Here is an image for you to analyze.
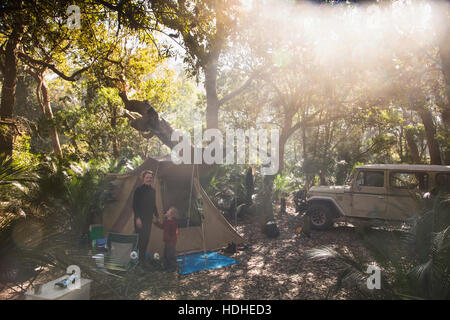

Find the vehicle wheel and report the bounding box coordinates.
[307,204,333,230]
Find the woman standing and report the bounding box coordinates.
[132,170,158,266]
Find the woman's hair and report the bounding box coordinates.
[141,170,153,180]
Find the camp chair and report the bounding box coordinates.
[105,232,139,272]
[89,233,140,299]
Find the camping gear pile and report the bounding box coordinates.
[263,221,280,238]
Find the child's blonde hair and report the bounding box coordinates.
[168,206,178,219]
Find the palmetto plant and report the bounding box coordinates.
[0,155,37,215]
[24,158,115,236]
[0,156,125,297]
[0,155,36,187]
[0,154,39,236]
[406,196,450,299]
[202,165,249,210]
[306,196,450,300]
[0,154,39,290]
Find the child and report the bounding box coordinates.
[153,206,178,271]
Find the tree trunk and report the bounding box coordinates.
[258,174,276,223]
[253,127,288,225]
[418,108,442,165]
[442,108,450,165]
[28,70,62,157]
[0,24,23,157]
[40,79,62,157]
[405,128,421,163]
[204,62,220,130]
[278,133,287,174]
[245,167,254,206]
[319,171,326,186]
[302,122,312,191]
[109,99,120,159]
[399,126,405,162]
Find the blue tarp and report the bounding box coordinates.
[177,251,238,275]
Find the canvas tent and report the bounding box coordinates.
[102,156,244,258]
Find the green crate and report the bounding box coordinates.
[89,224,104,247]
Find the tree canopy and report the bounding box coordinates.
[0,0,448,191]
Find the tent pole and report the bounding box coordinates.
[183,163,196,272]
[235,168,238,228]
[197,165,208,271]
[148,161,160,262]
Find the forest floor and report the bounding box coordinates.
[1,200,399,300]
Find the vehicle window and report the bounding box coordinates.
[390,172,428,190]
[356,171,384,187]
[435,173,450,193]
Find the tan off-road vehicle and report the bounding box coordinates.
[305,164,450,230]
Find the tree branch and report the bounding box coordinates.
[25,68,46,114]
[355,139,382,159]
[286,111,346,138]
[118,92,177,149]
[0,120,21,136]
[18,52,89,81]
[218,71,260,107]
[0,40,6,73]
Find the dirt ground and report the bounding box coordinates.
[0,202,378,300]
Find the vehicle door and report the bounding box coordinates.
[433,173,450,196]
[386,171,428,220]
[351,170,387,219]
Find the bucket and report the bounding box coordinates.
[92,254,104,268]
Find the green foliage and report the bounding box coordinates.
[0,154,37,224]
[0,154,138,294]
[273,173,296,198]
[0,154,36,188]
[12,135,40,169]
[26,158,119,235]
[202,165,248,200]
[201,164,258,214]
[0,124,8,136]
[151,0,241,77]
[0,154,41,287]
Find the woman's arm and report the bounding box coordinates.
[132,187,141,219]
[152,217,163,229]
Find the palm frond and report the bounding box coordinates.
[306,246,382,298]
[326,267,357,299]
[306,246,367,273]
[305,246,339,261]
[432,226,450,254]
[0,155,36,186]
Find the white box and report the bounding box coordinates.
[25,276,93,300]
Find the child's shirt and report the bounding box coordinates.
[154,218,178,245]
